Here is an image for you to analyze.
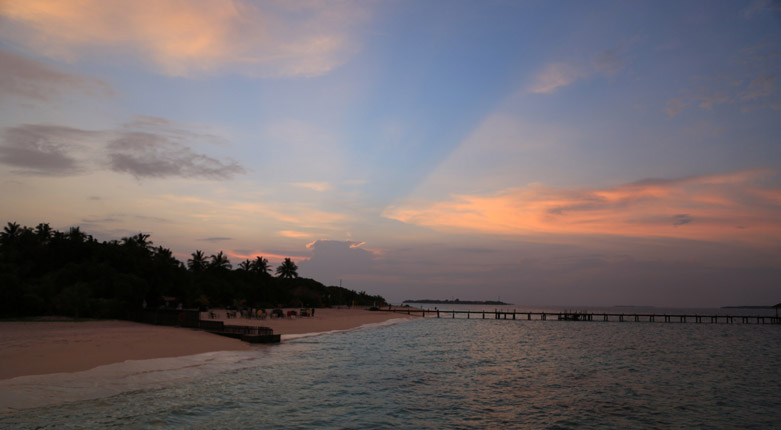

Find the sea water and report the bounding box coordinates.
[1,309,780,429]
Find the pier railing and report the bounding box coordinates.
[388,308,780,324]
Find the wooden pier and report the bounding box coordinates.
[388,308,781,325]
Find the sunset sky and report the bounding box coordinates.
[1,0,779,307]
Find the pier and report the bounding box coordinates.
[388,308,781,324]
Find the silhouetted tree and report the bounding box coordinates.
[68,226,88,243]
[0,221,21,245]
[187,250,208,272]
[276,257,298,279]
[251,256,271,276]
[0,221,386,318]
[209,251,232,270]
[122,233,153,251]
[34,223,52,242]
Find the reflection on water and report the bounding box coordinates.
[2,317,780,428]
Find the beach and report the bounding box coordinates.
[1,308,779,426]
[0,308,408,380]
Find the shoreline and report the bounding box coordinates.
[0,308,409,381]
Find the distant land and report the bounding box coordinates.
[613,305,657,308]
[721,305,773,309]
[403,299,512,305]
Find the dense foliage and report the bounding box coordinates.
[0,222,386,319]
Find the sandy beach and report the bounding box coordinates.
[0,308,408,380]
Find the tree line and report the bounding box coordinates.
[0,222,386,319]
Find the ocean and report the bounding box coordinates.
[2,306,780,429]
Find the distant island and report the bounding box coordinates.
[721,305,773,309]
[403,299,512,305]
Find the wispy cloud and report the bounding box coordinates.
[107,131,244,179]
[0,120,244,179]
[197,237,233,242]
[1,0,369,78]
[279,230,312,238]
[743,0,781,18]
[528,62,584,94]
[0,49,113,101]
[291,182,332,192]
[0,124,97,175]
[665,42,780,116]
[384,169,781,244]
[528,45,629,94]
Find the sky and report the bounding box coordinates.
[1,0,780,307]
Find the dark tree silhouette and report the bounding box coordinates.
[187,250,208,272]
[34,223,52,241]
[276,257,298,278]
[209,251,232,270]
[252,256,271,275]
[68,226,88,243]
[1,221,21,245]
[0,221,387,318]
[122,233,153,251]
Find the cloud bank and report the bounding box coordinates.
[299,239,376,285]
[384,169,781,244]
[1,0,369,78]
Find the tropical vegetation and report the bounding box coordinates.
[0,221,386,319]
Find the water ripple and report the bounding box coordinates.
[2,318,780,428]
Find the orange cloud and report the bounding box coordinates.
[384,169,781,245]
[2,0,368,78]
[280,230,312,239]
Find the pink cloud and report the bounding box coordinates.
[384,169,781,245]
[1,0,368,78]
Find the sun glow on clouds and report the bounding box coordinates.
[1,0,368,78]
[384,169,781,244]
[280,230,311,238]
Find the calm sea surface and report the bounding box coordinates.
[2,307,780,429]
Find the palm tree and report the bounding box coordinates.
[34,223,52,242]
[154,246,173,260]
[209,251,232,270]
[68,226,87,243]
[275,257,298,279]
[238,259,252,271]
[0,221,21,245]
[122,233,153,250]
[187,250,208,272]
[251,256,271,275]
